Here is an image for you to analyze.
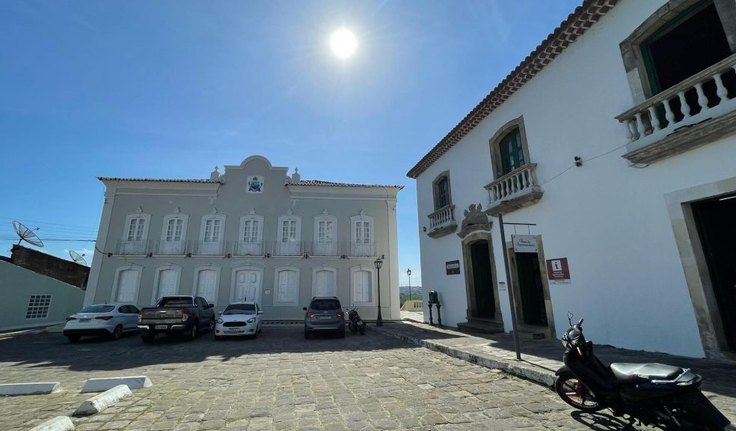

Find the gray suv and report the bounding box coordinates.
[303,297,345,338]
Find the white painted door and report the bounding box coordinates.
[156,269,178,300]
[233,270,261,303]
[276,270,299,304]
[352,270,372,303]
[314,270,336,297]
[196,269,218,305]
[116,270,138,303]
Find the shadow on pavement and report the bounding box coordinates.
[570,411,635,431]
[0,325,421,372]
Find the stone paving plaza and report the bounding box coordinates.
[0,325,714,430]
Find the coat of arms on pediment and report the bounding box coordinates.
[458,203,492,237]
[247,176,264,193]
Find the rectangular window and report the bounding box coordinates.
[26,294,52,319]
[204,219,221,242]
[166,219,183,242]
[318,220,333,242]
[127,218,145,241]
[281,220,296,242]
[355,221,370,244]
[437,178,449,208]
[243,220,259,243]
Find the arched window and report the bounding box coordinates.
[489,117,531,179]
[350,266,374,305]
[152,265,181,303]
[312,267,337,298]
[194,267,220,305]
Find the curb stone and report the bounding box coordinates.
[73,385,132,416]
[0,382,61,396]
[375,326,556,387]
[81,376,152,393]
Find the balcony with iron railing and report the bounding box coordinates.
[115,240,152,255]
[616,53,736,165]
[484,163,542,215]
[427,204,457,238]
[227,240,265,257]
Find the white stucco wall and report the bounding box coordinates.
[415,0,735,357]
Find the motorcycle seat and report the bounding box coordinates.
[609,363,683,384]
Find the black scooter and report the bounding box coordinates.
[346,307,366,335]
[555,313,734,430]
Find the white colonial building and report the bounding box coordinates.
[85,156,403,321]
[409,0,736,359]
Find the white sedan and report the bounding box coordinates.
[63,303,140,342]
[214,302,263,339]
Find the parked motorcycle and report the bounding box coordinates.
[555,313,734,430]
[346,306,366,335]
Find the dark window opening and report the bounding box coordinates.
[437,177,450,209]
[643,2,731,95]
[499,128,525,176]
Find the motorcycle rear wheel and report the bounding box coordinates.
[555,371,604,412]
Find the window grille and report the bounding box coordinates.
[26,294,52,319]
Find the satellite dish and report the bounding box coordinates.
[69,250,88,266]
[12,220,44,248]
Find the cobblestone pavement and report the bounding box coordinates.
[0,325,703,430]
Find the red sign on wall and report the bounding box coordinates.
[546,257,571,283]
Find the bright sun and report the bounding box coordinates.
[329,28,357,59]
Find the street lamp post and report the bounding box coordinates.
[406,268,412,300]
[374,258,383,326]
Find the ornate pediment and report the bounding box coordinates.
[458,203,492,238]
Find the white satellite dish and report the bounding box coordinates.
[69,250,88,266]
[12,220,44,248]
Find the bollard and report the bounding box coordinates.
[428,303,434,326]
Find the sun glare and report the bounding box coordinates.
[330,28,357,59]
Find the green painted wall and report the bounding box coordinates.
[0,261,84,331]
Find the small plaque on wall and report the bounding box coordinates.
[446,260,460,275]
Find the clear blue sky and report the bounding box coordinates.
[0,0,581,287]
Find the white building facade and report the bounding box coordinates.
[85,156,403,321]
[409,0,736,359]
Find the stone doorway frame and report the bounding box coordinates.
[459,225,503,323]
[666,176,736,360]
[505,235,556,339]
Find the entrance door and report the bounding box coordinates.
[233,270,261,303]
[314,269,336,297]
[470,241,495,318]
[514,252,548,326]
[156,269,178,300]
[692,195,736,351]
[196,269,218,305]
[116,269,138,303]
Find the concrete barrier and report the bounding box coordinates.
[28,416,74,431]
[81,376,152,393]
[73,385,132,416]
[0,382,61,396]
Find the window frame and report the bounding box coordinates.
[431,171,453,211]
[122,212,151,242]
[619,0,736,104]
[489,116,531,180]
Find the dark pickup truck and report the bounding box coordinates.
[138,295,216,342]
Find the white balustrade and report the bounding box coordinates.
[485,163,539,204]
[427,205,456,232]
[617,54,736,144]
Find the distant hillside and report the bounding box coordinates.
[399,285,422,296]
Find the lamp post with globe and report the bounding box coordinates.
[406,268,412,300]
[374,258,383,326]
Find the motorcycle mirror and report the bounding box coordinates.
[567,311,573,325]
[577,318,584,326]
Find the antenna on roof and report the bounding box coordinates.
[12,220,44,248]
[69,250,88,266]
